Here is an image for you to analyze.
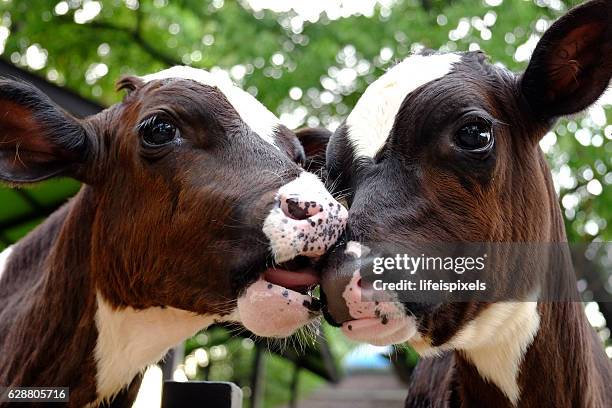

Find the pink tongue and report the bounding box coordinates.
[264,267,319,289]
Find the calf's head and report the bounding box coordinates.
[321,0,611,347]
[0,66,347,338]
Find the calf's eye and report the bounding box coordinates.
[140,117,179,146]
[455,122,492,151]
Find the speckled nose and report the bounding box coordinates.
[263,172,348,264]
[280,195,322,220]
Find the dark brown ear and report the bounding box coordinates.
[521,0,612,119]
[0,78,90,184]
[295,127,332,173]
[116,76,144,94]
[272,124,306,165]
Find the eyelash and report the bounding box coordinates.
[137,115,159,132]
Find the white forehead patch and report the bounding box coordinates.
[0,246,13,281]
[141,66,279,147]
[346,53,461,158]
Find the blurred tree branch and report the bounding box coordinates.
[420,0,432,11]
[57,12,180,67]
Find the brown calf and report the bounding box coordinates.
[0,67,347,407]
[321,1,611,407]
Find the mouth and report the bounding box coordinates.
[263,255,322,312]
[236,254,324,338]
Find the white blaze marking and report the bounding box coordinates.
[0,246,13,280]
[411,302,541,405]
[94,293,219,404]
[141,66,280,147]
[346,53,461,158]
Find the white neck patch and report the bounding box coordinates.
[458,302,540,405]
[93,293,219,404]
[346,53,461,158]
[141,66,279,147]
[0,246,13,281]
[411,302,540,405]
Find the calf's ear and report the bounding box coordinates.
[295,127,332,174]
[0,78,91,184]
[521,0,611,119]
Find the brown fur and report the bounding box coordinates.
[322,1,612,406]
[0,75,312,407]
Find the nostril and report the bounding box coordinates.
[280,196,320,220]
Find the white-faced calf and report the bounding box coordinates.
[0,66,347,406]
[321,1,611,407]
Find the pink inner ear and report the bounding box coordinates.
[0,101,55,156]
[547,22,605,92]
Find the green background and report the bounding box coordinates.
[0,1,609,406]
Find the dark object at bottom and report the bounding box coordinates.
[161,381,243,408]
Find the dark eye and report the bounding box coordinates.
[140,117,179,146]
[455,122,492,151]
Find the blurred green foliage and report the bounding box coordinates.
[180,324,351,408]
[0,0,610,406]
